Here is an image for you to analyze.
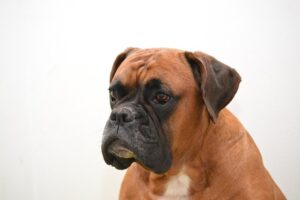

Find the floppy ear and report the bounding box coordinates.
[184,51,241,122]
[110,47,140,82]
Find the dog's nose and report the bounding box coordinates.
[110,108,134,124]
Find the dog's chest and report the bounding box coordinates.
[158,171,191,200]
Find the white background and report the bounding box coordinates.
[0,0,299,199]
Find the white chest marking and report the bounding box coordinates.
[159,169,191,200]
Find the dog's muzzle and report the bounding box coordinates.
[101,103,172,174]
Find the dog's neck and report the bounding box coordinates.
[169,106,210,166]
[143,108,211,196]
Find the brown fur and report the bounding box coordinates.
[109,48,286,200]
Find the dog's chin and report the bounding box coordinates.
[110,156,135,170]
[109,155,171,174]
[102,139,172,174]
[103,140,136,170]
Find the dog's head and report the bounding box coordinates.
[101,48,241,174]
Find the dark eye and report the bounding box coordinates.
[153,92,170,105]
[110,90,118,103]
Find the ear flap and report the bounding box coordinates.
[184,51,241,122]
[110,47,140,82]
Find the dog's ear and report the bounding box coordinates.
[110,48,140,82]
[184,51,241,122]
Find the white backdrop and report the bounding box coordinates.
[0,0,299,199]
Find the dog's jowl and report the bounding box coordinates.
[101,48,286,200]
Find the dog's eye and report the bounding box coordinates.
[153,92,170,105]
[110,90,118,103]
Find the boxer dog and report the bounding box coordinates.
[101,48,286,200]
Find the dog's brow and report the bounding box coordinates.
[109,81,125,91]
[145,79,163,90]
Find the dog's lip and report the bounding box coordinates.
[103,139,136,170]
[107,140,136,159]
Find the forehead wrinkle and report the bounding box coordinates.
[114,49,191,92]
[114,53,155,89]
[112,59,144,88]
[124,53,160,86]
[140,52,195,96]
[136,55,165,87]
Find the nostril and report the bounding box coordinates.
[110,108,134,123]
[121,112,134,123]
[110,112,117,121]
